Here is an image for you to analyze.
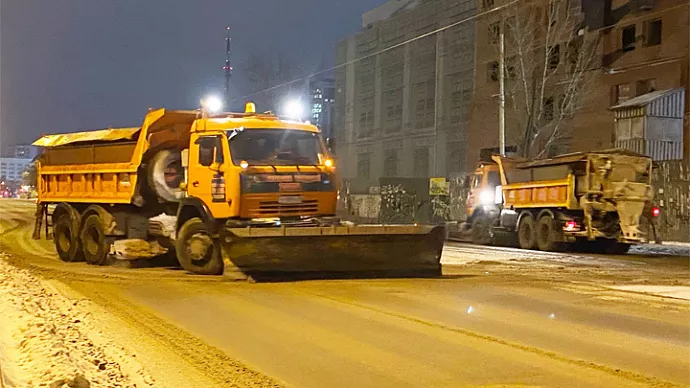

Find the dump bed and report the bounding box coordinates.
[34,109,198,204]
[493,149,653,210]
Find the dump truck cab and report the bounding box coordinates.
[466,161,501,219]
[178,104,336,227]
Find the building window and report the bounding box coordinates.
[548,44,560,69]
[413,80,435,129]
[622,25,636,52]
[612,83,632,104]
[357,153,371,180]
[488,61,499,82]
[358,96,374,138]
[383,149,398,177]
[645,20,662,47]
[383,88,403,132]
[543,97,554,122]
[636,79,656,95]
[413,148,429,178]
[446,142,464,174]
[488,22,500,44]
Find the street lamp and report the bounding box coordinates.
[283,100,304,120]
[201,95,223,114]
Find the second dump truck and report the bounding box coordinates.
[32,103,445,278]
[456,149,659,253]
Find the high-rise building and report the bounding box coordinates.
[2,143,38,159]
[309,78,336,148]
[334,0,478,186]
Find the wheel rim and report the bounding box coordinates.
[187,232,213,263]
[539,223,549,245]
[84,226,101,257]
[57,226,71,253]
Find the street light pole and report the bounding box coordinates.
[498,19,506,156]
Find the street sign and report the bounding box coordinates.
[429,178,449,196]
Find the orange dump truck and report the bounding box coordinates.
[456,149,659,253]
[32,103,445,278]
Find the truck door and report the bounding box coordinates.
[187,133,229,217]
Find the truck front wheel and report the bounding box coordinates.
[517,214,537,250]
[471,216,492,245]
[176,218,223,275]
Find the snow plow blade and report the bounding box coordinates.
[219,224,445,280]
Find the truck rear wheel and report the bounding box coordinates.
[80,214,111,265]
[176,218,223,275]
[53,214,84,262]
[517,214,537,250]
[537,215,561,252]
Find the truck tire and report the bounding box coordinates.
[517,214,537,250]
[53,214,84,262]
[147,149,184,203]
[537,215,561,252]
[80,214,111,265]
[471,216,492,245]
[176,217,223,275]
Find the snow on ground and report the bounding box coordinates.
[0,253,154,388]
[608,285,690,301]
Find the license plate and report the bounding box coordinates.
[278,196,303,205]
[279,182,302,192]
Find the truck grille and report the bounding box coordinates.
[254,199,319,216]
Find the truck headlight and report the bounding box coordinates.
[479,190,494,205]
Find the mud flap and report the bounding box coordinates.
[219,225,445,280]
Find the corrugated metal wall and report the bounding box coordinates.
[647,89,685,119]
[615,139,684,161]
[653,160,690,243]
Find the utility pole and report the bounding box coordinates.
[498,19,506,156]
[223,26,233,109]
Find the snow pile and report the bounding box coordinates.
[0,253,154,387]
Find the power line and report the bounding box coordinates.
[231,0,524,103]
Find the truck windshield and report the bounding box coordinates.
[228,129,324,166]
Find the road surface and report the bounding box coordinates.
[1,199,688,388]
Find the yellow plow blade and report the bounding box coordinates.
[219,225,445,280]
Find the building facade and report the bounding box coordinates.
[0,157,32,184]
[468,0,689,165]
[594,0,689,160]
[334,0,477,188]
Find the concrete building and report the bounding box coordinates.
[468,0,689,165]
[309,78,336,146]
[334,0,477,187]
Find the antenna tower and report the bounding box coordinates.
[223,26,233,108]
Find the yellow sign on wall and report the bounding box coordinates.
[429,177,449,196]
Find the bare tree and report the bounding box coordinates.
[497,0,600,158]
[244,52,306,112]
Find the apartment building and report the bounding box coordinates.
[334,0,478,187]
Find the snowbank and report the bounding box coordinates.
[0,253,154,387]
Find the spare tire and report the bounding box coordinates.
[147,149,184,203]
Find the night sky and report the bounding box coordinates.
[0,0,382,146]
